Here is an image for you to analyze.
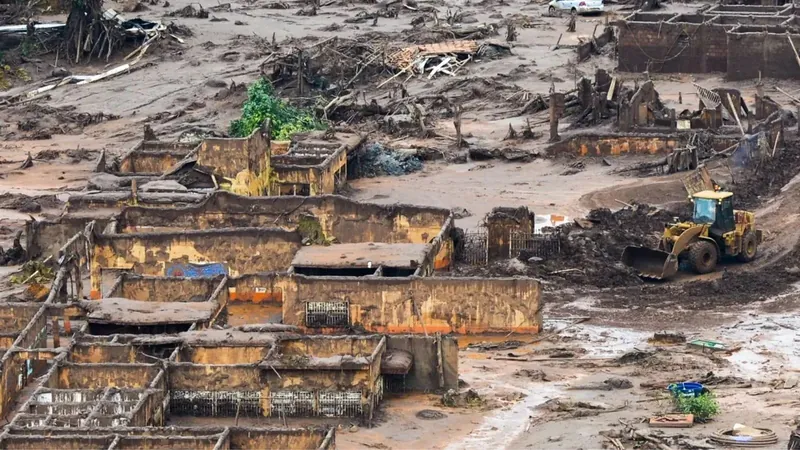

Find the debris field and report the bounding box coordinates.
[1,0,800,448]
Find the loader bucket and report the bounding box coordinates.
[621,246,679,280]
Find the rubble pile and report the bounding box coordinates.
[2,104,118,140]
[350,143,423,178]
[525,204,681,288]
[733,138,800,210]
[452,203,680,288]
[260,37,388,96]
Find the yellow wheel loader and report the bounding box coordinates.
[621,190,761,280]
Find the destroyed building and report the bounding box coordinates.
[0,164,542,446]
[617,6,800,79]
[98,122,363,197]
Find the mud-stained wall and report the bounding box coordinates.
[1,428,332,450]
[119,192,452,245]
[0,355,28,421]
[0,304,42,332]
[272,146,347,196]
[57,363,159,389]
[69,344,142,364]
[277,336,381,359]
[278,275,542,334]
[182,346,270,364]
[228,273,285,303]
[1,436,112,450]
[89,228,301,298]
[119,141,197,174]
[169,364,262,390]
[196,124,271,196]
[111,274,224,303]
[229,428,332,450]
[547,133,681,156]
[25,216,112,261]
[115,437,218,450]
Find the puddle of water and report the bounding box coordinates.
[446,382,564,450]
[720,313,800,381]
[560,324,650,357]
[450,323,648,450]
[457,334,538,349]
[759,281,800,304]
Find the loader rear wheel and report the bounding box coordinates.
[737,231,758,262]
[688,241,717,274]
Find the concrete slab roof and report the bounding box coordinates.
[291,242,430,269]
[81,298,216,325]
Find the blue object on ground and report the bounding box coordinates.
[668,382,704,397]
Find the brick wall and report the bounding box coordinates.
[618,21,727,73]
[727,31,800,80]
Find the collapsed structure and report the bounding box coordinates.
[617,6,800,79]
[0,118,543,446]
[97,123,361,197]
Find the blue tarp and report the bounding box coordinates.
[166,262,227,278]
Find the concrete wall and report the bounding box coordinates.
[110,274,224,303]
[386,335,458,390]
[196,123,271,196]
[727,29,800,80]
[69,344,143,364]
[225,274,541,334]
[119,192,452,245]
[272,144,348,196]
[25,216,113,261]
[89,228,301,298]
[119,141,197,174]
[1,428,333,450]
[1,436,113,450]
[0,304,42,333]
[56,363,160,389]
[276,275,542,334]
[229,428,332,450]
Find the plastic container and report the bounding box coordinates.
[668,382,705,397]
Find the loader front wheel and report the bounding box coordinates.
[737,231,758,262]
[688,241,717,274]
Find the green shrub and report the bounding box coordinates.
[674,392,720,421]
[229,79,322,140]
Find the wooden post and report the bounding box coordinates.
[63,316,71,334]
[436,333,445,389]
[453,105,463,148]
[788,34,800,70]
[553,33,563,50]
[52,317,60,348]
[131,178,138,206]
[296,49,304,96]
[549,93,561,142]
[727,93,745,136]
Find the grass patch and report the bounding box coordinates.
[674,392,720,421]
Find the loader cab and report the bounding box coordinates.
[692,190,735,234]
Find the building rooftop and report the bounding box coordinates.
[291,242,430,270]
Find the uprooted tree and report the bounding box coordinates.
[65,0,125,63]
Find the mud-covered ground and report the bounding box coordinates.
[3,0,800,448]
